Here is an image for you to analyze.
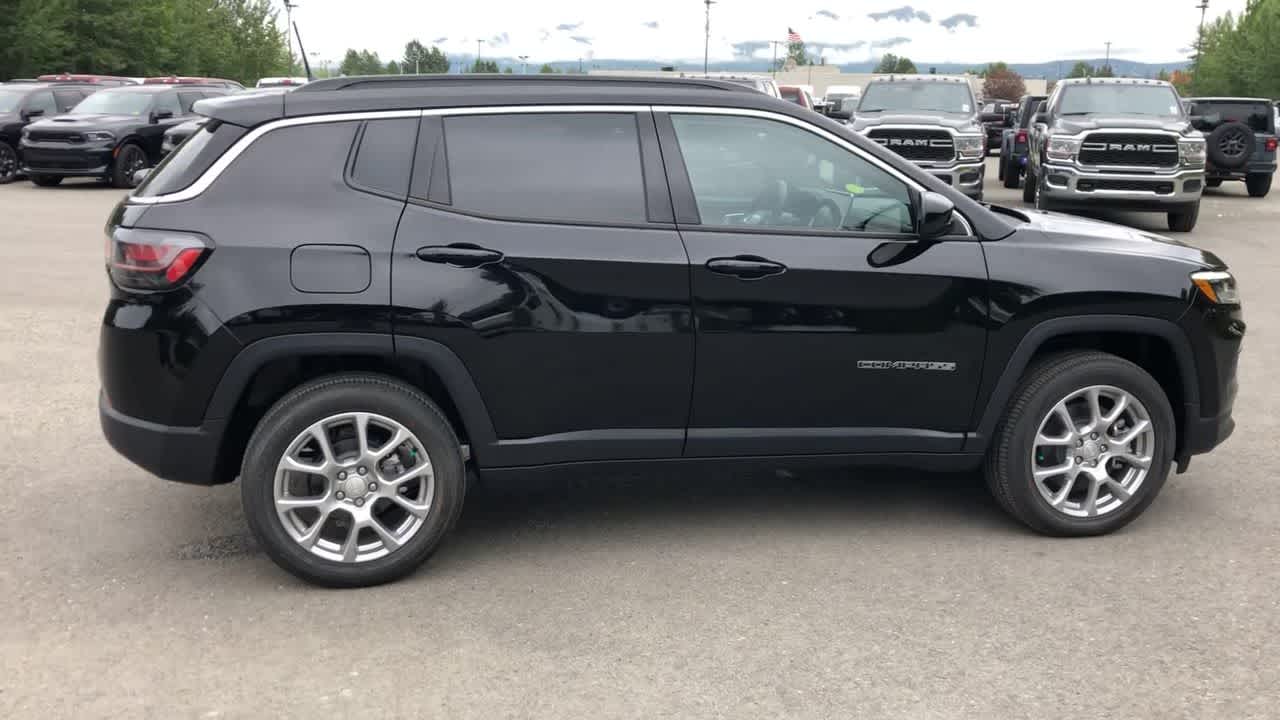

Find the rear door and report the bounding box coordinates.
[656,109,988,456]
[392,108,693,467]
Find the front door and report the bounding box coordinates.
[656,110,989,456]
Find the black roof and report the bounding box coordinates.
[198,74,791,127]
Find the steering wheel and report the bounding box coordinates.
[741,180,790,225]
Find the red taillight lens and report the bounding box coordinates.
[106,227,211,291]
[1016,130,1028,144]
[1267,137,1277,153]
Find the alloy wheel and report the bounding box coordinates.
[1030,385,1155,518]
[273,412,436,563]
[0,144,17,182]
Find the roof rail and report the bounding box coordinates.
[295,73,758,94]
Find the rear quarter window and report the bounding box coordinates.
[133,121,247,197]
[347,117,419,198]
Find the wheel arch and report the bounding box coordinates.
[205,333,497,484]
[969,316,1198,457]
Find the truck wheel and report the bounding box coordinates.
[240,374,467,587]
[0,142,18,184]
[1022,168,1037,203]
[1204,178,1223,188]
[985,352,1175,537]
[110,143,148,189]
[1246,173,1272,198]
[1002,159,1021,189]
[29,174,62,187]
[1167,201,1200,232]
[1206,122,1253,171]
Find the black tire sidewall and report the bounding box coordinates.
[0,142,17,183]
[1206,122,1253,170]
[999,357,1175,535]
[1246,173,1272,197]
[241,376,465,587]
[111,144,146,188]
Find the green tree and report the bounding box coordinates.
[539,63,559,73]
[421,46,449,73]
[786,39,809,67]
[1067,61,1095,78]
[502,66,513,74]
[470,59,499,73]
[1095,64,1115,77]
[386,60,401,74]
[874,54,916,74]
[402,39,427,73]
[339,48,384,76]
[894,57,918,73]
[1157,68,1172,81]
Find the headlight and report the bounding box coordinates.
[84,131,115,142]
[1191,270,1240,305]
[1180,139,1206,166]
[1046,135,1081,161]
[954,135,984,159]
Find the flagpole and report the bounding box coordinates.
[771,40,779,77]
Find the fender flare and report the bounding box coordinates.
[967,315,1198,452]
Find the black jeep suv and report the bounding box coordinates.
[997,94,1048,189]
[100,75,1242,587]
[1184,97,1276,198]
[20,84,227,187]
[0,82,101,183]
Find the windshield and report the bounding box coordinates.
[0,90,24,113]
[1058,85,1182,117]
[71,91,153,116]
[859,83,973,114]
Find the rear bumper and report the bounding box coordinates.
[1206,159,1276,179]
[100,394,228,485]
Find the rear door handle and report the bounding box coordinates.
[705,255,787,280]
[416,244,504,268]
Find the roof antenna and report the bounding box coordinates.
[293,22,313,81]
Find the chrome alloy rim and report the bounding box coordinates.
[274,412,435,563]
[1031,385,1156,518]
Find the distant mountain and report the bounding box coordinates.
[481,57,1190,80]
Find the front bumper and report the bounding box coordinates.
[100,394,227,485]
[19,141,113,177]
[1039,162,1204,207]
[918,159,985,198]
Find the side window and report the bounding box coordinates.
[154,92,181,117]
[441,112,647,224]
[669,114,914,234]
[348,117,419,198]
[52,90,83,113]
[177,92,204,113]
[25,90,57,116]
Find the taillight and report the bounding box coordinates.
[1016,130,1028,144]
[1267,137,1277,153]
[106,227,211,291]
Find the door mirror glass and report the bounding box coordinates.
[916,191,955,240]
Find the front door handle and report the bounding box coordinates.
[416,244,504,268]
[706,255,787,280]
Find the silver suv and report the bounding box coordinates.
[848,75,987,200]
[1026,78,1206,232]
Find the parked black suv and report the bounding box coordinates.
[0,82,100,183]
[849,75,987,200]
[20,84,227,187]
[980,97,1016,153]
[1184,97,1277,198]
[100,76,1242,587]
[997,94,1047,189]
[1026,78,1205,232]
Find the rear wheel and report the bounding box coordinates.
[1246,173,1272,198]
[0,142,18,184]
[29,174,62,187]
[985,352,1175,536]
[1167,201,1200,232]
[241,374,467,587]
[1002,157,1021,189]
[111,143,148,189]
[1022,167,1037,203]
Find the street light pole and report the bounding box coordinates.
[703,0,716,77]
[1195,0,1210,65]
[770,40,781,77]
[1104,41,1112,71]
[476,39,483,71]
[519,55,529,74]
[283,1,299,72]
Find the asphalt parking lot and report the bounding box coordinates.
[2,158,1278,719]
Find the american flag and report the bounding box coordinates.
[787,27,802,43]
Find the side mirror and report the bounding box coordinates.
[1033,113,1048,126]
[131,168,151,186]
[916,191,955,240]
[21,108,44,121]
[152,110,174,123]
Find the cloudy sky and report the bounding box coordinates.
[288,0,1246,68]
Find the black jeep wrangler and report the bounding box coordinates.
[1184,97,1277,197]
[100,75,1242,587]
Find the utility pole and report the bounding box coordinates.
[703,0,716,77]
[1195,0,1210,65]
[1104,41,1112,72]
[283,1,299,72]
[519,55,529,74]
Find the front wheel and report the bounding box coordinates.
[29,174,62,187]
[985,352,1175,536]
[1246,173,1272,198]
[111,143,148,189]
[0,142,18,184]
[241,374,467,587]
[1167,201,1200,232]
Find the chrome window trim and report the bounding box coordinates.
[129,102,976,237]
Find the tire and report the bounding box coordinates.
[1002,157,1021,189]
[29,174,62,187]
[1022,167,1037,203]
[997,155,1005,182]
[985,351,1175,536]
[1167,201,1200,232]
[1246,173,1272,198]
[1204,178,1223,188]
[0,142,18,184]
[110,143,148,189]
[1206,122,1253,171]
[1034,175,1057,212]
[241,374,466,587]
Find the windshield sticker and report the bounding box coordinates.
[962,103,971,112]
